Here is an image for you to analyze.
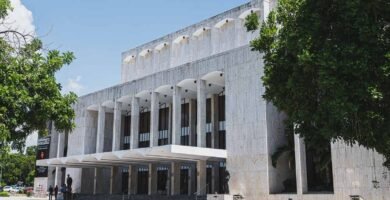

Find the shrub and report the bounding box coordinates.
[0,191,10,197]
[26,191,32,197]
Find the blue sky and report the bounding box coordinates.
[21,0,249,96]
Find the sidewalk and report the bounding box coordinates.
[1,198,48,200]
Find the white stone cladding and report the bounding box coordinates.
[120,1,262,83]
[40,0,390,199]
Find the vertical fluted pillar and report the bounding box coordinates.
[148,163,157,195]
[168,103,173,144]
[295,134,308,194]
[197,79,207,147]
[96,105,106,153]
[172,86,182,145]
[130,97,140,149]
[112,101,122,151]
[196,160,207,195]
[171,162,180,195]
[150,92,159,147]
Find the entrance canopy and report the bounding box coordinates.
[37,145,227,168]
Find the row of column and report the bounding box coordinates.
[93,79,213,152]
[91,160,212,196]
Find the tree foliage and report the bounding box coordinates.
[0,0,77,152]
[0,146,37,186]
[246,0,390,166]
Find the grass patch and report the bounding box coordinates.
[0,191,10,197]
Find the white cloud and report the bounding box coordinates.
[1,0,35,35]
[63,75,85,95]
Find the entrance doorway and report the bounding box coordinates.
[157,167,169,195]
[206,166,212,194]
[137,167,148,194]
[180,166,190,195]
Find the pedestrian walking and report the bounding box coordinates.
[48,185,54,200]
[54,185,58,200]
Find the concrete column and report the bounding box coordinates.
[57,133,65,157]
[112,101,122,151]
[54,167,60,187]
[130,97,140,149]
[170,162,180,195]
[197,79,207,147]
[172,86,182,145]
[168,103,173,144]
[189,99,197,146]
[148,164,157,195]
[93,168,98,195]
[130,166,138,195]
[82,110,94,155]
[196,160,207,195]
[96,105,106,153]
[262,0,270,21]
[150,92,159,147]
[211,94,219,149]
[127,165,132,195]
[109,167,115,194]
[294,134,308,194]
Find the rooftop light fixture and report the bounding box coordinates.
[139,49,152,57]
[193,27,210,37]
[155,42,169,51]
[173,35,189,44]
[124,55,136,63]
[215,18,234,28]
[238,8,260,20]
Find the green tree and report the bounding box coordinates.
[246,0,390,167]
[0,146,37,186]
[0,0,77,152]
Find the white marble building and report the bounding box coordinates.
[35,0,390,199]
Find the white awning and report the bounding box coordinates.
[37,145,227,168]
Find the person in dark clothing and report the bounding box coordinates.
[66,174,73,200]
[48,185,53,200]
[66,174,73,190]
[54,185,58,200]
[61,184,67,200]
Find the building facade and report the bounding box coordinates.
[35,0,390,199]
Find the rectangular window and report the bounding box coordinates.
[123,116,131,150]
[181,103,190,145]
[218,95,226,149]
[137,167,149,194]
[139,111,150,148]
[158,107,169,146]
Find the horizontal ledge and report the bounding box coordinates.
[36,145,226,167]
